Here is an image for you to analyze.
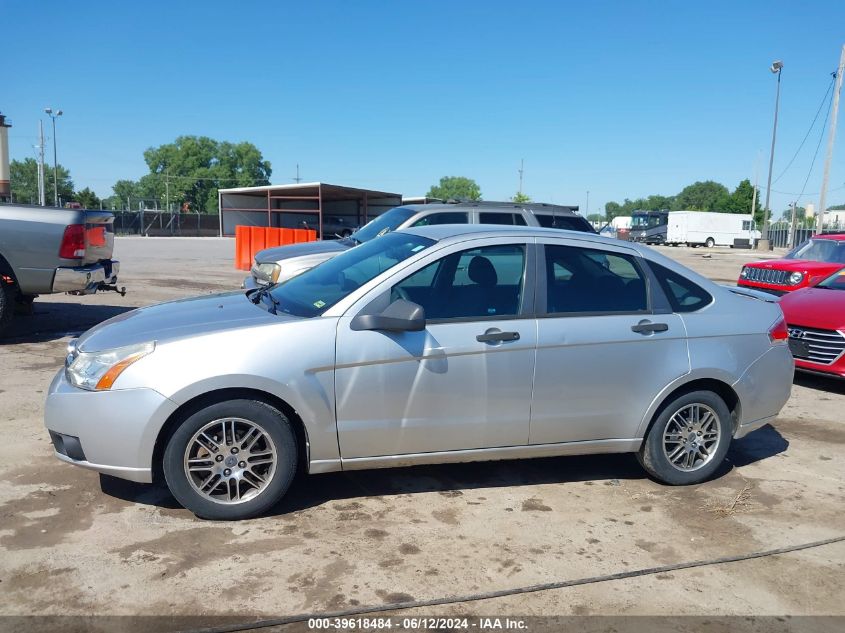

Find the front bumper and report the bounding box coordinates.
[794,359,845,380]
[736,281,789,296]
[44,369,179,483]
[52,260,120,294]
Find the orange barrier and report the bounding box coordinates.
[234,225,318,271]
[235,226,251,271]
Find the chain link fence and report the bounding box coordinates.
[113,211,220,237]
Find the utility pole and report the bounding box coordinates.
[518,159,524,195]
[817,44,845,234]
[37,121,46,206]
[751,151,760,241]
[294,164,301,183]
[586,190,590,217]
[760,61,784,250]
[45,108,63,207]
[165,170,170,213]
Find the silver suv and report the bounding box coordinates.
[246,201,593,288]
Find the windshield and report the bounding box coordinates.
[817,267,845,290]
[349,207,417,243]
[631,214,664,229]
[267,232,436,317]
[785,239,845,263]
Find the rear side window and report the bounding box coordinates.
[648,262,712,312]
[543,244,648,314]
[411,212,469,227]
[535,214,594,233]
[479,212,528,226]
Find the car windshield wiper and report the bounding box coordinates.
[249,285,281,314]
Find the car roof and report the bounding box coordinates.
[398,202,581,215]
[400,223,629,247]
[807,233,845,241]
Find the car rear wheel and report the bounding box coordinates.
[637,390,732,485]
[163,399,297,520]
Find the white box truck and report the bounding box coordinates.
[665,211,760,247]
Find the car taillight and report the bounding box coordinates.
[768,315,789,344]
[59,224,86,259]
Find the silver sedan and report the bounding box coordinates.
[45,225,793,520]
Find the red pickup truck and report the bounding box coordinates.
[737,233,845,295]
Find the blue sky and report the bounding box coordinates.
[3,0,845,215]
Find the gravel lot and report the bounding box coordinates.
[0,237,843,627]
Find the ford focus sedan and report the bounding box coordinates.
[46,225,793,520]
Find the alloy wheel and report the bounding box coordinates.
[661,403,721,472]
[183,417,277,504]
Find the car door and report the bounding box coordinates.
[335,237,538,459]
[529,238,690,445]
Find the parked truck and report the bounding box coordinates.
[630,210,759,247]
[0,204,122,334]
[666,211,759,247]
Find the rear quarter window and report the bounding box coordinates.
[648,261,713,312]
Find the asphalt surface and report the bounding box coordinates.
[0,237,843,628]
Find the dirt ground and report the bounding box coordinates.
[0,238,843,628]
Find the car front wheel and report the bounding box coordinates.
[638,390,732,485]
[163,399,297,520]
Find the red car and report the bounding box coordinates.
[737,233,845,295]
[779,267,845,379]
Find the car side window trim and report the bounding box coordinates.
[535,241,661,318]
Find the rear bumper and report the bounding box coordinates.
[52,260,119,294]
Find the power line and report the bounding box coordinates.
[772,74,836,184]
[793,80,836,205]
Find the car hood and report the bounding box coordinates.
[745,259,843,273]
[76,291,300,352]
[256,239,350,264]
[779,287,845,331]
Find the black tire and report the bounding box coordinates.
[705,237,715,248]
[0,282,16,336]
[637,390,732,485]
[163,399,297,520]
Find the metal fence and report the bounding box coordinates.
[767,220,844,249]
[113,211,220,237]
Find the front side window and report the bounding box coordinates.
[267,232,435,317]
[411,212,469,227]
[648,261,712,312]
[392,244,526,320]
[543,244,648,314]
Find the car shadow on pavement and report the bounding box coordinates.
[99,426,789,518]
[0,301,137,344]
[793,372,845,395]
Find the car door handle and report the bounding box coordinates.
[631,320,669,334]
[476,331,520,343]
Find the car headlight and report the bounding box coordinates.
[66,341,155,391]
[254,262,282,284]
[788,271,804,285]
[740,267,749,279]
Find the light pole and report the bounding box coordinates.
[760,61,783,250]
[44,107,63,207]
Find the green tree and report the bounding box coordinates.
[142,136,272,212]
[671,181,729,211]
[604,201,623,219]
[511,191,531,203]
[9,158,74,205]
[73,187,101,209]
[586,213,604,223]
[427,176,482,201]
[723,179,762,221]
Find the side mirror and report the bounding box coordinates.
[351,299,426,332]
